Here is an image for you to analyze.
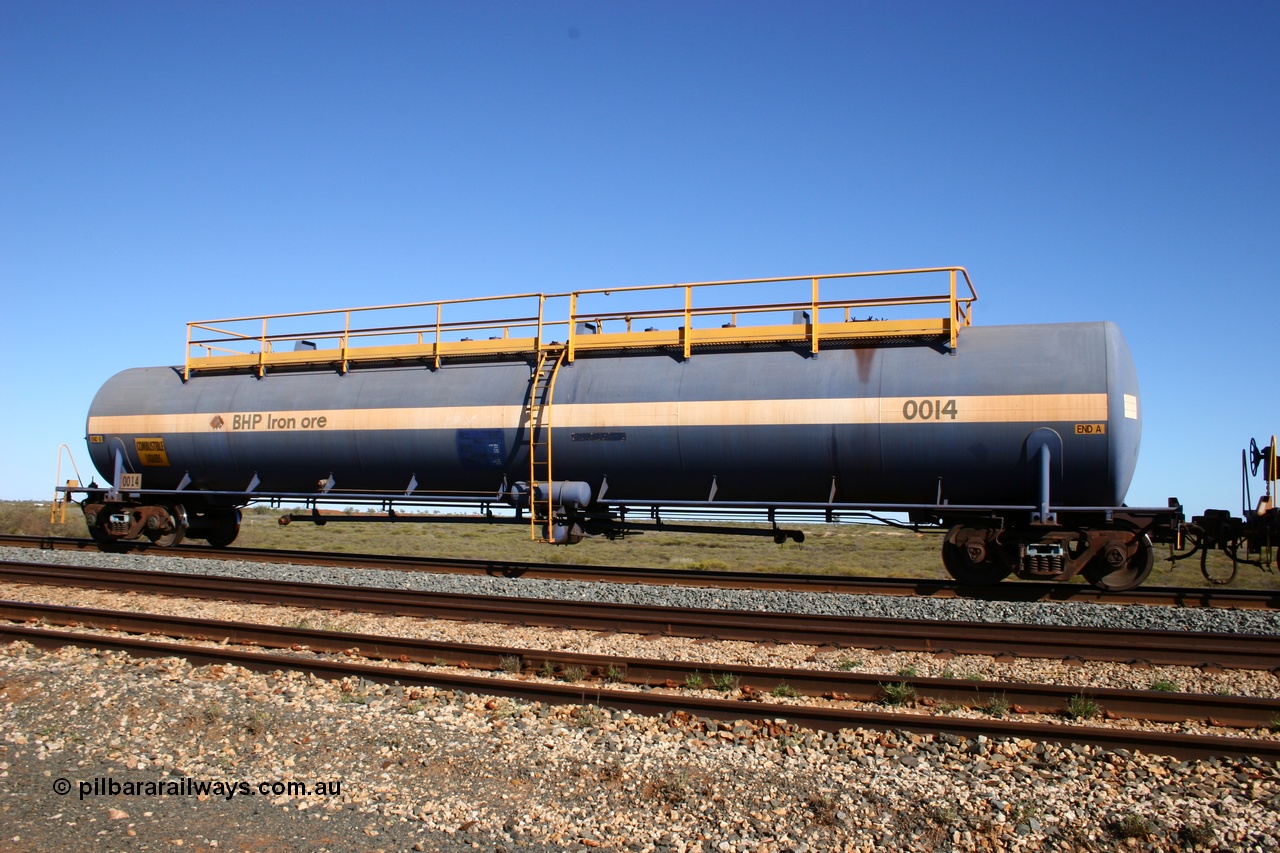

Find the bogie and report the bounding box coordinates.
[81,501,188,548]
[942,523,1156,592]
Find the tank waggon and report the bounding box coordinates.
[85,321,1138,504]
[68,267,1274,592]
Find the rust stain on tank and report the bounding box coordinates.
[854,347,876,384]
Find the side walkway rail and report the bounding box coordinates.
[183,267,977,379]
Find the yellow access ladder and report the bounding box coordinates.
[526,345,566,541]
[49,444,86,525]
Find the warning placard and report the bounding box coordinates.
[135,437,170,466]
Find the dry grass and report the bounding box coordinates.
[0,502,75,538]
[235,508,950,578]
[6,499,1274,589]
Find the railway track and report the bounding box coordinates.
[2,558,1278,670]
[5,533,1279,609]
[2,612,1276,763]
[2,555,1279,761]
[5,598,1279,731]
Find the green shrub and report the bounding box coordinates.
[880,681,917,706]
[1066,693,1100,720]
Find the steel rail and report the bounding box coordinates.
[3,599,1278,730]
[2,623,1275,762]
[4,535,1278,610]
[0,559,1277,671]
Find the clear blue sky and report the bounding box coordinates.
[2,1,1277,516]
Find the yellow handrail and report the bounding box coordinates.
[183,267,977,377]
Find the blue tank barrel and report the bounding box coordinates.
[85,321,1142,512]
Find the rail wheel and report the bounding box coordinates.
[87,523,118,547]
[83,503,127,548]
[145,505,187,548]
[203,510,241,549]
[1083,528,1154,592]
[942,525,1011,585]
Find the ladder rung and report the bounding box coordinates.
[530,347,563,541]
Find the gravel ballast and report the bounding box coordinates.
[4,547,1280,636]
[3,642,1278,852]
[2,546,1280,850]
